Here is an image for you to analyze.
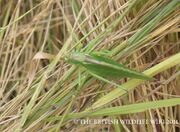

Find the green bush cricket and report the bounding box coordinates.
[66,52,152,91]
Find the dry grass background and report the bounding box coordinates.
[0,0,180,131]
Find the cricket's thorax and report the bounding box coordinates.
[70,52,86,62]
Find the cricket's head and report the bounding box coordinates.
[66,52,86,65]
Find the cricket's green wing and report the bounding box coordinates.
[82,54,152,80]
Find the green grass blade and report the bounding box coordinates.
[46,98,180,121]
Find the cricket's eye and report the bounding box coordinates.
[64,57,68,61]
